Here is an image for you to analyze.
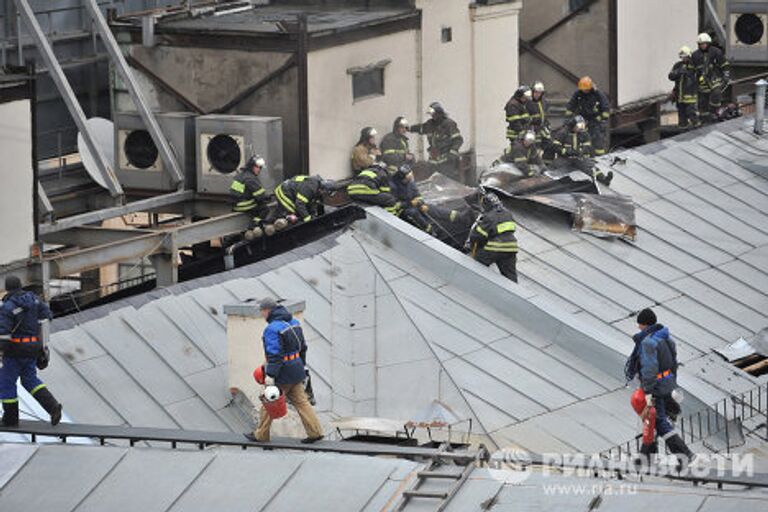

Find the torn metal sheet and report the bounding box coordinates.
[713,329,768,362]
[479,165,637,241]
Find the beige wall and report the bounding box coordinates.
[470,1,523,167]
[0,100,35,265]
[519,0,610,104]
[617,0,698,106]
[307,30,419,180]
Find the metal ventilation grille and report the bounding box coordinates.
[734,13,765,45]
[206,134,241,174]
[124,130,158,169]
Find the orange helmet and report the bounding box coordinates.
[578,76,594,92]
[253,365,266,385]
[631,388,646,415]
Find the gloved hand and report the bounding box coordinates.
[419,204,429,214]
[410,197,424,208]
[264,375,275,386]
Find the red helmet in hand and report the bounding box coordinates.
[253,365,266,385]
[631,388,646,415]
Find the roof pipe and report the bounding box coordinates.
[755,79,766,135]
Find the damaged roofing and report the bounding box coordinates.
[19,116,768,459]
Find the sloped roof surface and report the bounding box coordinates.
[37,117,767,458]
[2,443,766,512]
[0,443,418,512]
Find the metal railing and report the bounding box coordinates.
[602,382,768,459]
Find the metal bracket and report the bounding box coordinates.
[14,0,123,198]
[82,0,185,189]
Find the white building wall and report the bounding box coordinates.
[617,0,698,106]
[470,1,522,168]
[0,100,35,265]
[414,0,473,163]
[307,31,419,180]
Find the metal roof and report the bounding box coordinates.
[0,443,420,512]
[2,443,766,512]
[16,116,763,462]
[154,5,416,35]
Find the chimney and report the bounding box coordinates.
[223,300,308,433]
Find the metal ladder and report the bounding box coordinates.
[394,444,488,511]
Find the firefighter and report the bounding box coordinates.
[504,130,544,177]
[274,175,336,224]
[624,308,694,464]
[410,102,464,181]
[529,81,555,161]
[692,32,730,123]
[669,46,700,129]
[351,127,381,172]
[246,297,323,444]
[505,86,532,143]
[553,116,613,186]
[0,276,62,427]
[566,76,611,156]
[380,117,414,173]
[230,155,273,239]
[390,165,465,238]
[347,162,401,216]
[466,193,519,283]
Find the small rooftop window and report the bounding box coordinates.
[441,27,452,43]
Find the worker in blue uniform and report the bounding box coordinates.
[246,297,323,444]
[0,276,62,427]
[625,308,694,464]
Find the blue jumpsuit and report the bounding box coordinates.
[0,290,51,405]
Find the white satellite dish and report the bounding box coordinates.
[77,117,115,190]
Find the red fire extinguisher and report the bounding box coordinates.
[642,404,656,445]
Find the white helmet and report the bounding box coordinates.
[532,81,545,93]
[697,32,712,44]
[264,385,280,402]
[523,130,536,145]
[679,46,692,58]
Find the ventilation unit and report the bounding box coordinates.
[195,114,283,195]
[727,1,768,63]
[114,111,196,191]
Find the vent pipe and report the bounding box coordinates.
[755,79,767,135]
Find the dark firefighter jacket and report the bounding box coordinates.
[411,117,463,163]
[0,290,52,358]
[380,132,410,173]
[347,167,400,215]
[230,170,267,218]
[624,324,678,396]
[468,207,519,254]
[553,129,594,159]
[504,98,530,140]
[668,61,698,104]
[263,305,307,386]
[508,141,544,176]
[527,97,549,134]
[692,46,729,92]
[275,175,324,222]
[565,89,610,123]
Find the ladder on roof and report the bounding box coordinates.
[393,443,489,511]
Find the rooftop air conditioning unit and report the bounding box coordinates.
[195,114,283,195]
[727,1,768,63]
[114,111,196,191]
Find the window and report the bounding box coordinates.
[441,27,452,43]
[348,60,390,101]
[569,0,591,13]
